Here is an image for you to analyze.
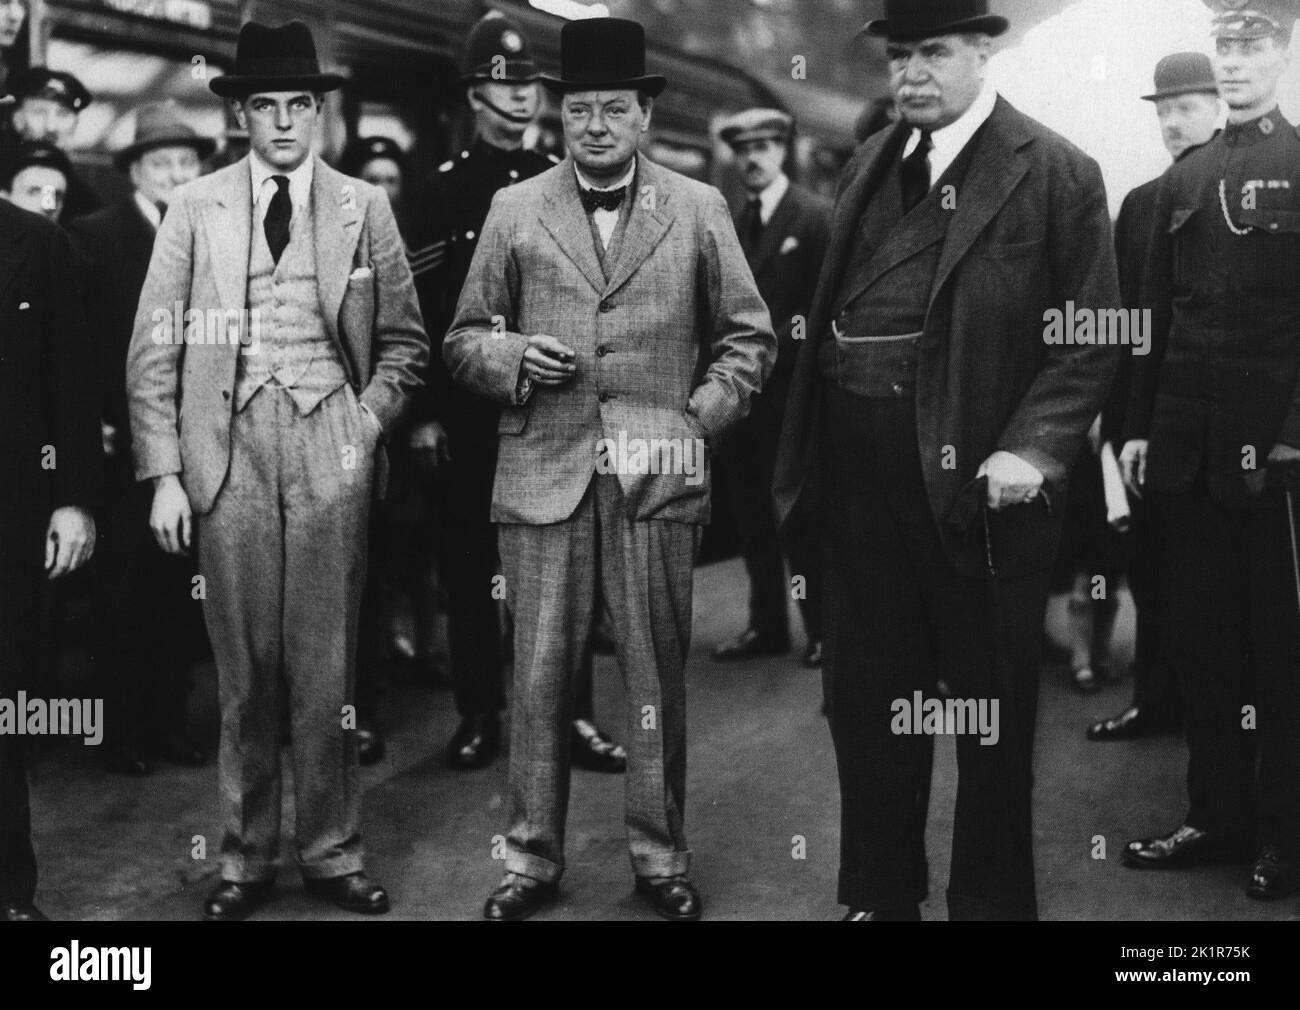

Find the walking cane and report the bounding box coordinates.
[1286,487,1300,614]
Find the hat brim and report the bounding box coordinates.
[113,135,218,171]
[1140,84,1219,103]
[539,75,667,99]
[458,69,542,85]
[861,14,1010,42]
[722,129,790,148]
[209,73,346,98]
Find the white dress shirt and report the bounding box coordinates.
[133,190,162,231]
[250,152,314,222]
[902,82,998,190]
[575,160,636,249]
[752,172,789,226]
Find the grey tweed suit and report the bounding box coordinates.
[445,153,774,883]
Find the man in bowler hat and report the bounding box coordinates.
[446,17,774,921]
[774,0,1119,920]
[127,20,427,920]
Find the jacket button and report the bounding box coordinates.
[596,345,609,356]
[599,300,613,312]
[221,390,231,401]
[598,392,611,403]
[892,382,906,396]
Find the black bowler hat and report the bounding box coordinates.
[9,67,92,112]
[459,11,540,84]
[539,18,666,98]
[1,140,72,189]
[209,21,345,99]
[861,0,1009,42]
[1141,52,1218,102]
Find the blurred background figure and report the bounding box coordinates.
[712,107,828,669]
[0,0,27,98]
[338,135,410,239]
[0,138,68,223]
[66,101,216,776]
[5,67,98,219]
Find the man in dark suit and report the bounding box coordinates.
[1119,0,1300,901]
[67,102,215,776]
[773,0,1119,921]
[1086,53,1220,742]
[5,67,99,221]
[0,196,100,922]
[712,108,829,668]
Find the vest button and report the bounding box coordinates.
[222,390,231,401]
[596,345,609,356]
[599,300,613,312]
[598,392,611,403]
[892,382,906,396]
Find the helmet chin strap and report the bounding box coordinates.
[472,90,534,125]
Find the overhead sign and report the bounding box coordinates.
[100,0,213,31]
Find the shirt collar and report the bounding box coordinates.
[133,190,162,230]
[904,81,998,161]
[250,151,314,211]
[574,158,636,194]
[753,172,789,224]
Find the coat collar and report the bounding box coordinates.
[539,151,674,297]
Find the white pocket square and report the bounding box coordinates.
[780,236,800,254]
[18,301,30,310]
[348,266,373,281]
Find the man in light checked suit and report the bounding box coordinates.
[445,17,774,922]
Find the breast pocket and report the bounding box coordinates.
[1236,206,1300,293]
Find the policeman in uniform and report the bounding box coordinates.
[408,11,625,772]
[4,68,99,221]
[1120,0,1300,900]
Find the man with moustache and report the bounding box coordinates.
[406,11,625,773]
[127,21,427,920]
[1120,0,1300,900]
[773,0,1118,921]
[712,109,829,669]
[1086,53,1221,743]
[446,17,773,921]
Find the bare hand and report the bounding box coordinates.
[150,474,193,555]
[45,507,96,579]
[1119,439,1148,498]
[977,451,1045,511]
[102,422,120,458]
[521,334,577,387]
[1267,442,1300,469]
[1086,414,1102,455]
[409,420,452,469]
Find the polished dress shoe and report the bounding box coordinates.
[483,873,559,921]
[802,640,823,668]
[1086,704,1177,742]
[712,627,790,662]
[3,902,49,922]
[634,875,701,921]
[1247,845,1298,900]
[446,712,500,770]
[154,729,207,767]
[843,906,920,921]
[202,879,274,921]
[304,872,389,914]
[1121,824,1251,870]
[356,723,385,766]
[101,740,153,777]
[571,719,626,773]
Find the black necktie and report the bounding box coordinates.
[740,197,763,249]
[264,175,291,264]
[900,131,933,213]
[580,185,627,214]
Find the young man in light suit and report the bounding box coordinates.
[446,17,774,922]
[127,21,427,921]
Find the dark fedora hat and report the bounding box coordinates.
[459,10,541,85]
[861,0,1009,42]
[539,17,666,98]
[209,21,345,99]
[1141,52,1218,102]
[113,102,217,170]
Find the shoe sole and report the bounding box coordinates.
[484,889,560,922]
[1120,850,1250,870]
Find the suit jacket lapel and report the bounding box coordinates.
[203,160,252,315]
[748,185,797,278]
[314,158,364,343]
[602,155,671,298]
[928,98,1032,310]
[539,160,607,295]
[830,202,948,317]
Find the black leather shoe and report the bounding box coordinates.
[802,640,823,668]
[483,873,559,921]
[2,902,49,922]
[843,906,920,921]
[1247,845,1298,900]
[101,740,153,777]
[634,875,702,921]
[1086,704,1177,742]
[304,872,390,914]
[712,628,790,662]
[446,713,500,770]
[1121,825,1252,870]
[154,729,207,767]
[202,879,274,921]
[571,719,626,773]
[357,723,385,766]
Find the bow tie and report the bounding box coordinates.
[580,185,627,214]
